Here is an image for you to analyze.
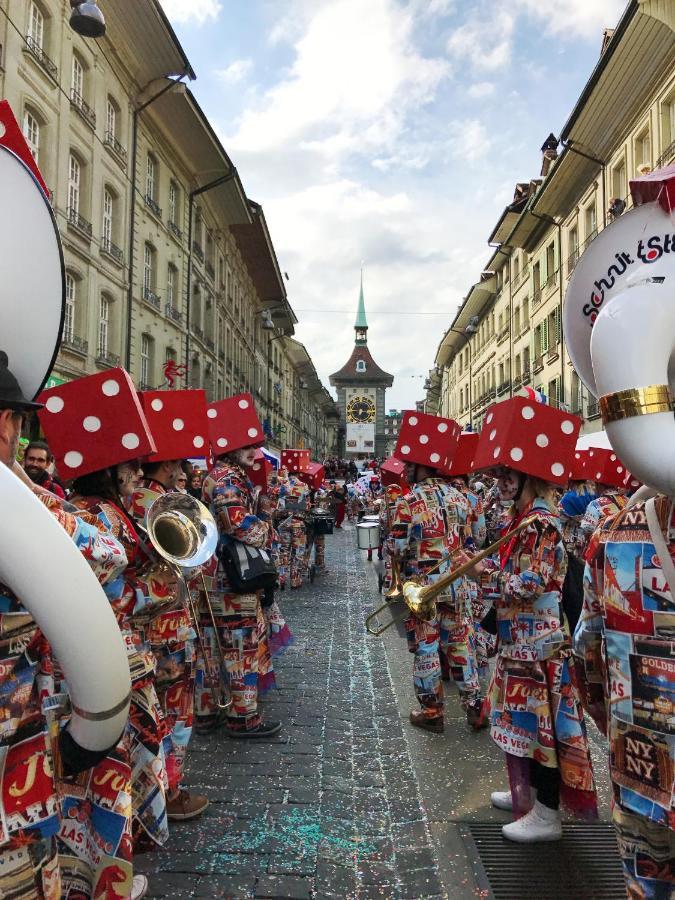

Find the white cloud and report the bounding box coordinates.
[446,11,515,73]
[513,0,626,39]
[467,81,495,99]
[159,0,222,26]
[215,59,253,84]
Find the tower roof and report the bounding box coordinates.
[355,272,367,329]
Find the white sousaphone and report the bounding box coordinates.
[0,137,131,750]
[563,186,675,497]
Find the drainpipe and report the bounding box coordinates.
[125,75,188,371]
[183,172,237,377]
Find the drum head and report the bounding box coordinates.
[0,145,65,400]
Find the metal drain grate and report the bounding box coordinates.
[459,823,627,899]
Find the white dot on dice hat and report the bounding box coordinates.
[589,451,594,457]
[248,428,258,438]
[253,463,260,471]
[560,420,574,434]
[46,396,64,413]
[83,416,101,433]
[510,447,523,462]
[217,438,227,448]
[486,413,493,424]
[493,447,500,459]
[173,418,184,431]
[596,471,602,479]
[193,436,205,448]
[239,399,249,409]
[551,462,565,477]
[437,422,448,433]
[207,408,217,419]
[610,454,617,461]
[64,450,83,468]
[102,379,120,397]
[575,453,580,459]
[151,398,163,412]
[521,406,534,420]
[122,433,140,450]
[419,434,429,444]
[408,416,418,426]
[617,467,623,474]
[489,429,496,441]
[536,434,549,448]
[430,452,440,463]
[401,444,410,454]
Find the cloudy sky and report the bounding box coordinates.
[159,0,626,411]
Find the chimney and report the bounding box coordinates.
[540,133,559,176]
[601,28,615,56]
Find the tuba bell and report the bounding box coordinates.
[146,493,230,710]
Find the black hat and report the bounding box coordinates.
[0,352,44,411]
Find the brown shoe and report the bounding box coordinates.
[409,710,444,734]
[466,699,489,731]
[166,789,209,821]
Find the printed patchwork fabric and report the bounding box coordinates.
[576,497,675,897]
[580,489,628,554]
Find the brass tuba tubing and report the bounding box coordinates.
[365,515,537,636]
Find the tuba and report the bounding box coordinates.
[146,493,230,710]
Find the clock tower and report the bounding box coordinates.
[329,274,394,458]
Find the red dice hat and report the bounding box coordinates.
[37,368,156,480]
[623,468,641,491]
[139,389,209,462]
[568,448,591,481]
[248,449,272,490]
[585,447,627,487]
[380,456,407,488]
[394,411,461,470]
[299,462,325,490]
[440,433,479,477]
[281,449,311,474]
[206,393,264,456]
[472,396,581,485]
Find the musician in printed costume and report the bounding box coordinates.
[389,413,483,733]
[38,369,178,889]
[196,394,281,737]
[379,457,408,595]
[565,178,675,898]
[277,450,312,589]
[0,359,129,900]
[558,450,596,559]
[472,396,597,843]
[126,390,210,822]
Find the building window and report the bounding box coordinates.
[68,153,80,215]
[105,97,116,139]
[169,181,178,224]
[28,2,44,49]
[102,188,113,248]
[22,109,40,162]
[140,334,152,386]
[146,154,156,200]
[356,360,366,373]
[71,53,84,101]
[585,202,597,240]
[143,243,154,292]
[98,295,109,357]
[635,128,651,173]
[64,273,76,341]
[612,160,626,202]
[167,264,177,308]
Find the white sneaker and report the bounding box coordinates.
[491,790,514,811]
[131,875,149,900]
[502,800,562,843]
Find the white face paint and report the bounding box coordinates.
[116,461,142,497]
[235,447,257,468]
[497,469,521,502]
[165,460,184,489]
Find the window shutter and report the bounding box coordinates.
[554,307,561,344]
[541,317,549,353]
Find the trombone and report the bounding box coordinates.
[145,493,231,710]
[365,515,537,636]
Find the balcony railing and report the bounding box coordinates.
[512,375,522,390]
[67,206,92,238]
[547,344,560,363]
[497,326,509,344]
[143,286,161,309]
[205,260,215,280]
[218,348,225,360]
[62,333,88,355]
[193,325,204,340]
[165,303,182,323]
[586,398,600,419]
[100,236,123,264]
[145,195,162,218]
[24,36,58,81]
[656,138,675,170]
[104,130,127,165]
[543,269,558,291]
[192,241,204,263]
[581,228,598,254]
[96,350,120,368]
[533,355,544,374]
[497,379,511,396]
[512,266,529,291]
[205,336,215,351]
[532,287,542,308]
[226,360,233,371]
[70,89,96,129]
[567,247,579,276]
[168,220,183,241]
[521,366,531,384]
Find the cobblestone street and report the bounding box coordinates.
[139,524,612,899]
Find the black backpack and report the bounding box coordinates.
[562,552,585,636]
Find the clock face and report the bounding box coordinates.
[347,396,376,423]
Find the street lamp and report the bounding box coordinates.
[69,0,106,37]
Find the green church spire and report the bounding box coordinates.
[354,269,368,344]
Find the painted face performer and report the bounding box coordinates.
[277,450,313,589]
[472,396,598,842]
[38,368,168,895]
[390,412,484,733]
[127,389,211,823]
[197,393,282,738]
[565,175,675,899]
[578,447,629,551]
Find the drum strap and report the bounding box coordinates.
[645,497,675,599]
